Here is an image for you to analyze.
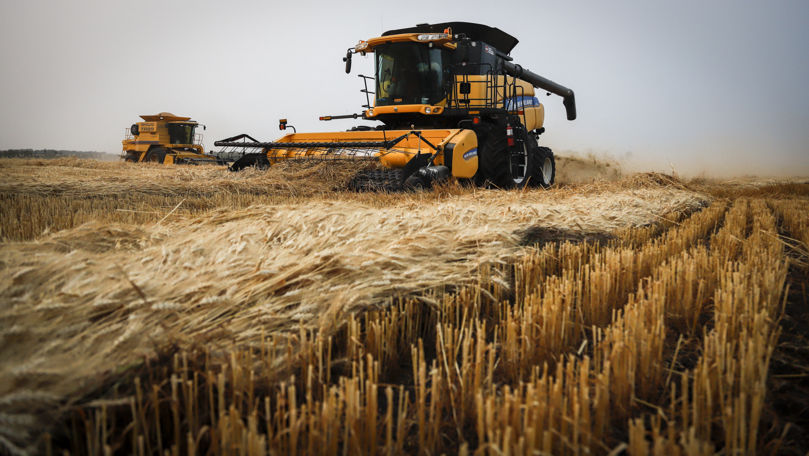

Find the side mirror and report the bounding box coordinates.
[343,50,352,74]
[279,118,296,133]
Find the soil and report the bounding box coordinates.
[762,237,809,455]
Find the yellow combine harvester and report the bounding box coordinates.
[122,112,220,165]
[216,22,576,190]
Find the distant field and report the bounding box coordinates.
[0,158,807,455]
[0,149,118,161]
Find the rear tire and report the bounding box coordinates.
[536,146,556,188]
[145,147,167,164]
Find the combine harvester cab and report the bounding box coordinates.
[217,22,576,190]
[122,112,222,165]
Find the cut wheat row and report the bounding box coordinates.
[629,199,787,455]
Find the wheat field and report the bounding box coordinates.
[0,158,807,455]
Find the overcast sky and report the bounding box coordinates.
[1,0,807,176]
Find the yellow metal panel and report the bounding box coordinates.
[265,129,462,169]
[260,127,481,178]
[447,129,478,178]
[365,104,445,117]
[522,105,545,131]
[139,113,191,122]
[357,33,454,53]
[272,129,459,144]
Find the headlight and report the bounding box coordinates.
[355,41,368,51]
[424,107,431,114]
[416,33,449,41]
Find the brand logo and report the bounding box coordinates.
[139,123,157,132]
[505,96,540,111]
[463,148,478,160]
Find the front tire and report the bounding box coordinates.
[476,121,511,188]
[477,120,540,189]
[229,153,270,171]
[145,147,167,164]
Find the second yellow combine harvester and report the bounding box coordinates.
[122,113,221,165]
[216,22,576,190]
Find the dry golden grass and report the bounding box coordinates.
[0,158,386,241]
[0,158,807,455]
[0,155,635,242]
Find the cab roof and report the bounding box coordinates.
[139,112,192,122]
[382,21,519,54]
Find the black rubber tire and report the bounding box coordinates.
[522,135,546,188]
[123,152,139,163]
[536,146,556,188]
[476,121,511,188]
[229,153,270,171]
[145,147,167,164]
[476,120,540,189]
[403,174,427,191]
[130,124,139,136]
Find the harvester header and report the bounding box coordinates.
[218,21,577,190]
